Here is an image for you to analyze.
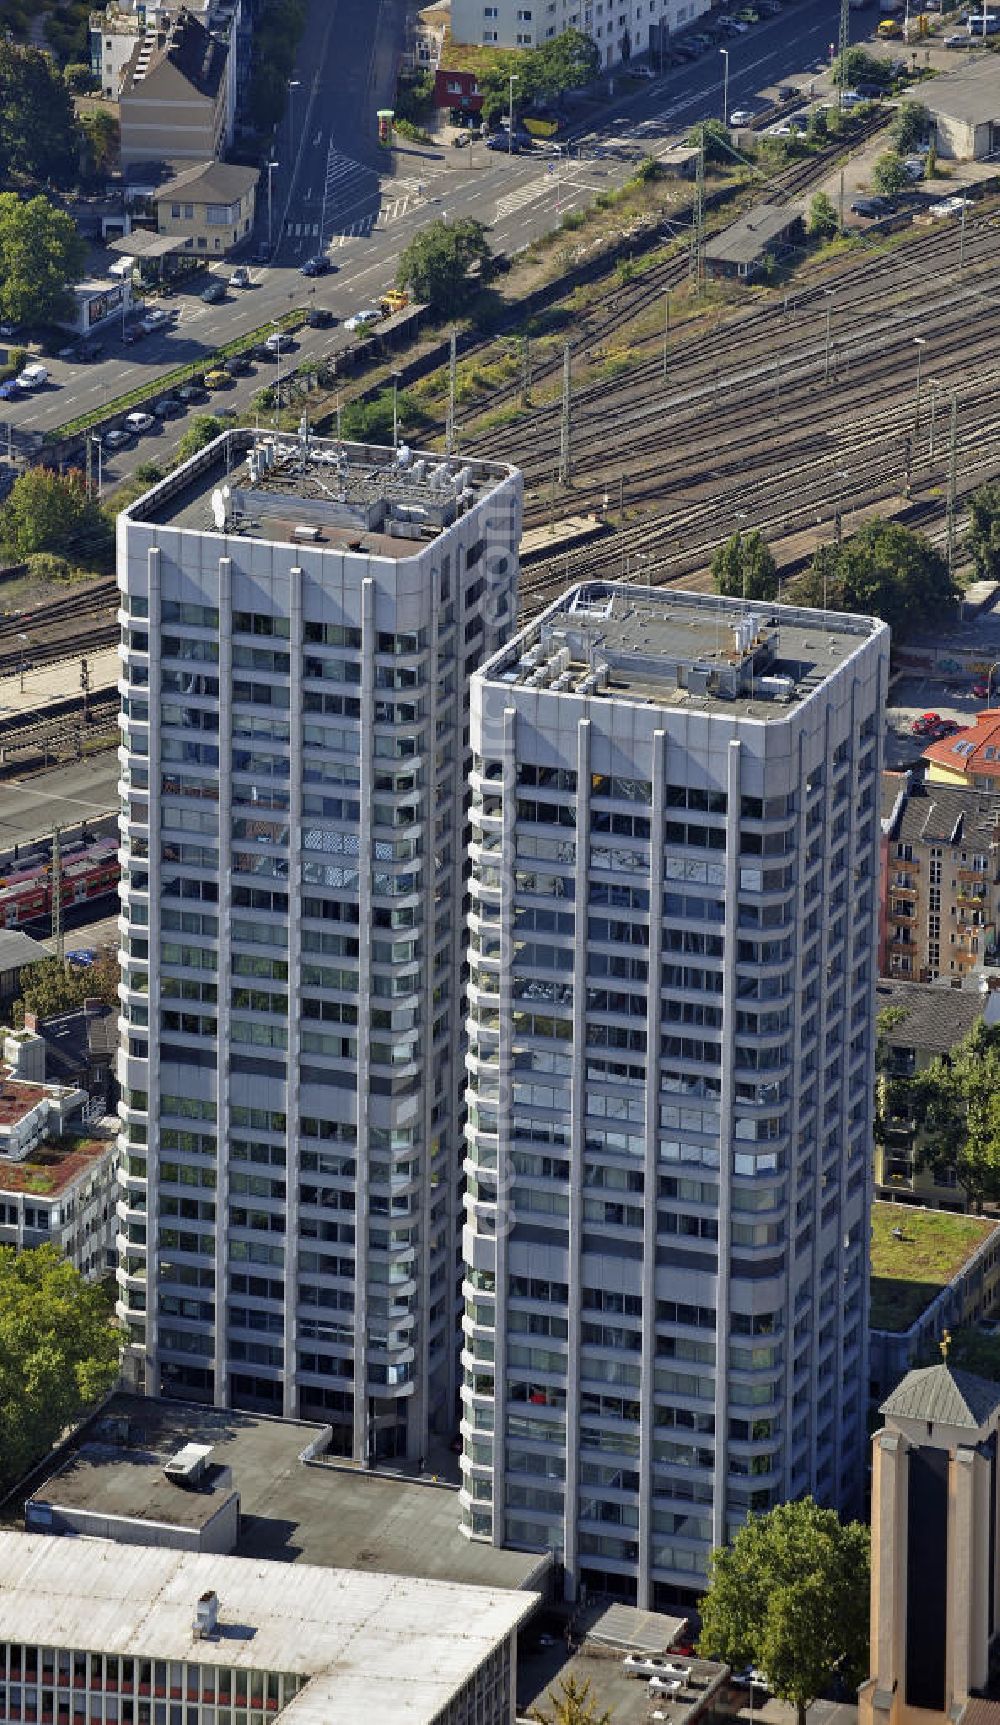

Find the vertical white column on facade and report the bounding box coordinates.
[145,545,163,1398]
[415,614,441,1461]
[783,726,810,1504]
[563,714,591,1601]
[832,679,860,1496]
[214,555,233,1410]
[638,728,666,1610]
[353,574,376,1464]
[809,699,835,1497]
[712,737,743,1550]
[859,650,889,1500]
[283,565,304,1420]
[491,703,517,1546]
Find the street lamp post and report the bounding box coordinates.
[267,159,280,253]
[720,48,729,126]
[288,78,301,160]
[18,633,28,695]
[913,335,926,435]
[508,72,519,157]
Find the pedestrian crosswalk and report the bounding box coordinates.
[494,177,552,222]
[324,144,378,211]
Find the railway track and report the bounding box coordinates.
[0,579,119,676]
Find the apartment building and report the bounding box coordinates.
[461,583,888,1607]
[119,9,230,170]
[881,778,1000,981]
[116,429,521,1463]
[0,1024,117,1279]
[92,0,243,142]
[449,0,711,65]
[874,977,988,1210]
[152,160,258,256]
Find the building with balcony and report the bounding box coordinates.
[0,1530,536,1725]
[447,0,711,68]
[461,582,888,1608]
[874,978,990,1210]
[0,1024,117,1279]
[151,160,258,257]
[116,428,521,1463]
[880,777,1000,982]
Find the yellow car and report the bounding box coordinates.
[877,17,903,37]
[204,369,232,390]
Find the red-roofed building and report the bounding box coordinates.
[924,708,1000,787]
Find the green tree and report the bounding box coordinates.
[16,949,119,1022]
[397,218,493,314]
[793,521,958,640]
[80,109,119,180]
[872,150,909,197]
[831,45,891,88]
[0,468,112,567]
[0,1242,121,1493]
[807,191,839,240]
[63,62,97,93]
[711,530,778,603]
[698,1499,870,1725]
[968,481,1000,581]
[530,28,599,98]
[891,100,931,154]
[0,41,81,185]
[912,1021,1000,1212]
[176,415,229,462]
[807,106,828,143]
[0,192,87,325]
[531,1675,612,1725]
[687,118,732,165]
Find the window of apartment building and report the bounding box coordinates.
[206,203,235,225]
[184,203,194,218]
[518,7,534,15]
[171,203,180,218]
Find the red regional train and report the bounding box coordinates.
[0,837,120,929]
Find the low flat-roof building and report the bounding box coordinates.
[53,277,133,339]
[0,1531,537,1725]
[26,1440,240,1553]
[924,56,1000,160]
[703,203,803,279]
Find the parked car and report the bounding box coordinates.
[124,410,155,434]
[300,254,333,277]
[306,306,335,328]
[851,195,894,216]
[928,195,972,218]
[344,309,380,331]
[224,352,253,375]
[176,381,206,403]
[203,369,232,390]
[264,330,294,353]
[0,378,22,400]
[103,427,132,450]
[201,280,227,304]
[910,712,942,736]
[229,265,251,288]
[153,396,182,419]
[122,322,145,346]
[140,308,169,333]
[729,108,757,126]
[973,679,992,700]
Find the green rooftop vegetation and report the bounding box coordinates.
[870,1202,998,1332]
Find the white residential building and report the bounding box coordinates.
[448,0,711,66]
[116,429,521,1464]
[461,583,889,1607]
[0,1531,537,1725]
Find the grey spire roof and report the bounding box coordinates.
[881,1363,1000,1430]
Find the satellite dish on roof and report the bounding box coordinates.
[211,488,228,531]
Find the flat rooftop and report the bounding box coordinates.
[0,1531,537,1725]
[0,1133,114,1197]
[482,583,883,719]
[30,1443,236,1531]
[870,1202,999,1331]
[128,430,516,557]
[37,1395,547,1592]
[521,1643,728,1725]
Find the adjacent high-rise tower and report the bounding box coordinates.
[116,428,521,1462]
[461,583,888,1606]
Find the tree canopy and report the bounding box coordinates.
[0,468,112,568]
[0,192,87,326]
[712,530,778,603]
[698,1499,870,1725]
[475,29,598,124]
[0,1243,121,1494]
[968,481,1000,582]
[687,118,732,165]
[832,46,891,87]
[247,0,307,131]
[16,949,119,1024]
[397,217,493,314]
[531,1675,611,1725]
[793,521,958,640]
[0,41,81,185]
[891,100,931,154]
[872,150,909,197]
[909,1020,1000,1212]
[807,192,838,240]
[177,415,229,463]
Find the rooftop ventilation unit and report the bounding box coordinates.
[164,1442,213,1488]
[193,1591,219,1640]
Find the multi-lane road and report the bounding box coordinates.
[3,0,851,483]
